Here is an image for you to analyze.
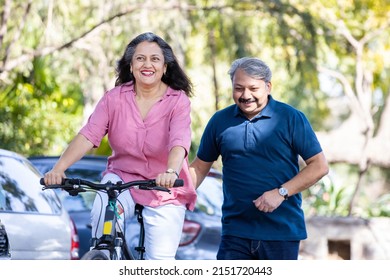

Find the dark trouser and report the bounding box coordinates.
[217,235,300,260]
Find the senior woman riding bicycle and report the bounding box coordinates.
[43,32,196,260]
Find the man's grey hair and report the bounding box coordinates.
[228,57,272,82]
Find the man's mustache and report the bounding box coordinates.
[238,98,256,103]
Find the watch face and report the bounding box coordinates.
[279,187,288,196]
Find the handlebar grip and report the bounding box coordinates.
[40,178,67,185]
[173,179,184,187]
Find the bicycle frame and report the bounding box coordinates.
[90,187,135,260]
[40,177,183,260]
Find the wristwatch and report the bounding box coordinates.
[278,186,288,200]
[165,168,179,178]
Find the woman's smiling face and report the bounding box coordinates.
[131,41,167,87]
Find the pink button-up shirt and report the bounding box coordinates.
[79,82,196,211]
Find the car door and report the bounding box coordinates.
[0,152,72,259]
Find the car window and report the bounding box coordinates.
[28,158,105,183]
[56,191,95,212]
[0,156,62,214]
[64,167,103,183]
[27,162,51,175]
[28,158,105,212]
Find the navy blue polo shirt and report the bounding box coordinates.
[197,95,323,240]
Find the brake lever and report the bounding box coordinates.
[41,182,85,196]
[41,184,67,191]
[152,186,171,193]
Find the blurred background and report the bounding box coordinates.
[1,0,389,259]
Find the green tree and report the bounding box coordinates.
[309,0,390,214]
[1,0,390,217]
[0,57,83,155]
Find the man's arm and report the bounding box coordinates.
[189,156,214,189]
[283,151,329,196]
[253,152,329,213]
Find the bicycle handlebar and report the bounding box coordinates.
[40,177,184,195]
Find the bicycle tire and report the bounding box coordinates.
[81,250,110,260]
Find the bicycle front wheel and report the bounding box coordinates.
[81,250,109,260]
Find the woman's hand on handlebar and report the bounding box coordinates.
[43,169,66,186]
[155,171,180,188]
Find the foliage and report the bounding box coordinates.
[365,193,390,217]
[303,175,354,217]
[309,187,390,218]
[0,0,338,154]
[303,165,390,218]
[1,0,390,216]
[0,57,84,155]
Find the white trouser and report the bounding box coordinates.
[90,173,185,260]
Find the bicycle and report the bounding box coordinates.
[40,177,183,260]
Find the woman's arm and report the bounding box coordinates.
[43,134,94,185]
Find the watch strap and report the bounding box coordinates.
[165,169,179,178]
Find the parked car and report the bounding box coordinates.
[0,149,79,260]
[0,219,11,260]
[175,171,223,259]
[29,155,107,259]
[29,155,223,259]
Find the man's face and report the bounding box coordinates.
[232,68,271,119]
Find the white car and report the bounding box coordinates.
[0,149,79,260]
